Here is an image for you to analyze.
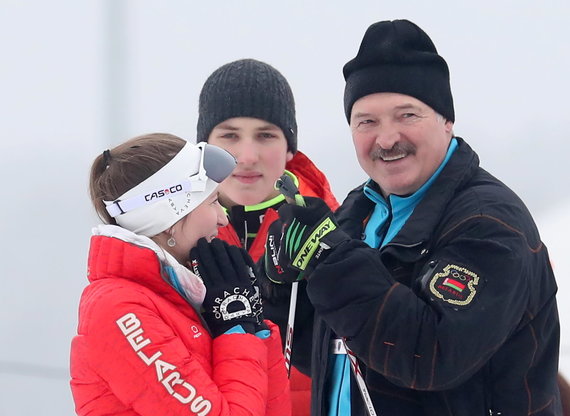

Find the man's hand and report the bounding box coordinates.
[264,197,339,283]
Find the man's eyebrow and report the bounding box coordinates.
[352,112,374,119]
[256,124,281,131]
[351,104,425,122]
[394,103,422,111]
[214,123,239,131]
[214,123,280,131]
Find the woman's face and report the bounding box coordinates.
[159,191,228,263]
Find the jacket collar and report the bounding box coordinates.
[337,138,479,260]
[388,137,478,247]
[88,224,206,309]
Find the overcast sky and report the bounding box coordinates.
[1,1,569,414]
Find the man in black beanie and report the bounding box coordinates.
[196,58,339,416]
[262,19,561,415]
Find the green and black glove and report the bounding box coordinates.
[265,196,343,283]
[189,238,258,337]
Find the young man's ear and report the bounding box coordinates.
[286,151,294,162]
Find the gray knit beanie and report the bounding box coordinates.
[197,59,297,153]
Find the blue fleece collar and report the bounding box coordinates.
[363,138,458,248]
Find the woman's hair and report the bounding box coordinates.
[89,133,186,224]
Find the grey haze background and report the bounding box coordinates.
[1,1,569,414]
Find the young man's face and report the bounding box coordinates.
[207,117,293,207]
[350,92,454,197]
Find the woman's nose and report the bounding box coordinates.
[217,204,229,227]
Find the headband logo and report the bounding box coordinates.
[144,184,184,202]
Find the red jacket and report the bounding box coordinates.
[216,151,338,416]
[70,233,291,416]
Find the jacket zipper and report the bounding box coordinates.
[381,240,425,250]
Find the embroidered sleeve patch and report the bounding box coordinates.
[429,264,480,306]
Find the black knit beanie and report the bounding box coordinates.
[343,19,454,123]
[197,59,297,153]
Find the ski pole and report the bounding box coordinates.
[275,174,305,377]
[343,339,378,416]
[277,175,379,414]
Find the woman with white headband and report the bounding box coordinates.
[70,133,291,416]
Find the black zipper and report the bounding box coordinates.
[381,240,425,250]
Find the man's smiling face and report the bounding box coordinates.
[350,92,454,197]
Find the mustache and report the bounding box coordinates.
[370,143,416,161]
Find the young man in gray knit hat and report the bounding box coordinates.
[196,58,339,416]
[263,20,561,415]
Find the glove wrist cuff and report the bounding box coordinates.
[302,229,350,277]
[320,228,350,251]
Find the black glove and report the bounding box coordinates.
[189,238,257,337]
[236,247,269,333]
[264,197,339,283]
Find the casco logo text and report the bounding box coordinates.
[145,184,183,201]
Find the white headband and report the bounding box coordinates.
[104,142,236,237]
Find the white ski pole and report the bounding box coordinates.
[276,175,378,413]
[343,339,379,416]
[283,280,298,375]
[275,174,306,377]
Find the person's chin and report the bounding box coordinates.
[229,191,265,207]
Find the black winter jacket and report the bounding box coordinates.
[263,138,561,415]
